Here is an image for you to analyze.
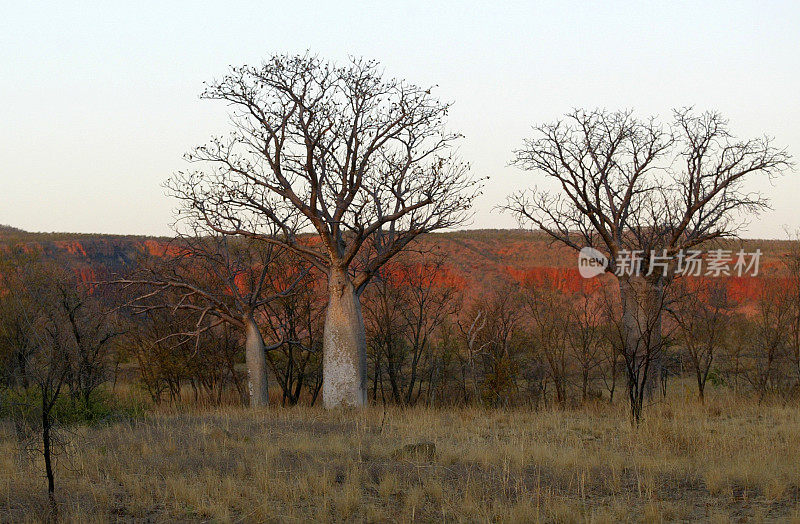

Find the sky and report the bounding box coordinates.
[1,1,799,238]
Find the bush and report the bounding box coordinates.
[0,387,145,426]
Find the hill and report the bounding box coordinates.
[0,226,794,304]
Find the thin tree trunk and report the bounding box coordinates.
[322,268,367,408]
[372,352,380,402]
[244,312,269,407]
[582,368,589,402]
[648,277,665,399]
[386,351,403,404]
[406,339,422,405]
[618,275,664,421]
[17,351,29,388]
[229,353,247,406]
[609,362,616,403]
[310,377,323,406]
[41,395,57,518]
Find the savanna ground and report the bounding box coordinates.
[2,386,800,523]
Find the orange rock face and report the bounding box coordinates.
[0,229,795,313]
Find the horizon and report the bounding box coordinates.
[1,223,796,245]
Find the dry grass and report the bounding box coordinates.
[2,391,800,522]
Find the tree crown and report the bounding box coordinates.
[168,54,481,293]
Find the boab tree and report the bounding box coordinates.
[168,54,479,407]
[505,108,791,421]
[120,233,303,407]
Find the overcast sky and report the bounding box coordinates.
[1,1,798,238]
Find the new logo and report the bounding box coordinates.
[578,247,608,278]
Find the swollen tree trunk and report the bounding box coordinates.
[244,312,269,407]
[323,269,367,408]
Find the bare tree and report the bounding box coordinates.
[783,231,800,387]
[460,286,525,407]
[363,266,408,404]
[262,256,325,406]
[0,286,36,390]
[566,288,607,402]
[118,233,303,407]
[741,283,796,400]
[524,286,570,404]
[423,318,466,406]
[0,254,116,516]
[504,108,791,421]
[167,54,480,407]
[124,304,199,404]
[0,261,65,516]
[363,253,457,405]
[397,256,458,405]
[458,310,488,405]
[597,283,624,403]
[54,281,120,411]
[670,279,736,401]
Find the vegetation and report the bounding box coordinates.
[3,396,800,521]
[0,54,796,520]
[168,54,481,408]
[2,232,800,520]
[503,108,792,421]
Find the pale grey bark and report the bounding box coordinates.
[504,108,791,421]
[322,269,367,408]
[167,55,480,408]
[244,313,269,407]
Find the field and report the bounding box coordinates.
[2,388,800,523]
